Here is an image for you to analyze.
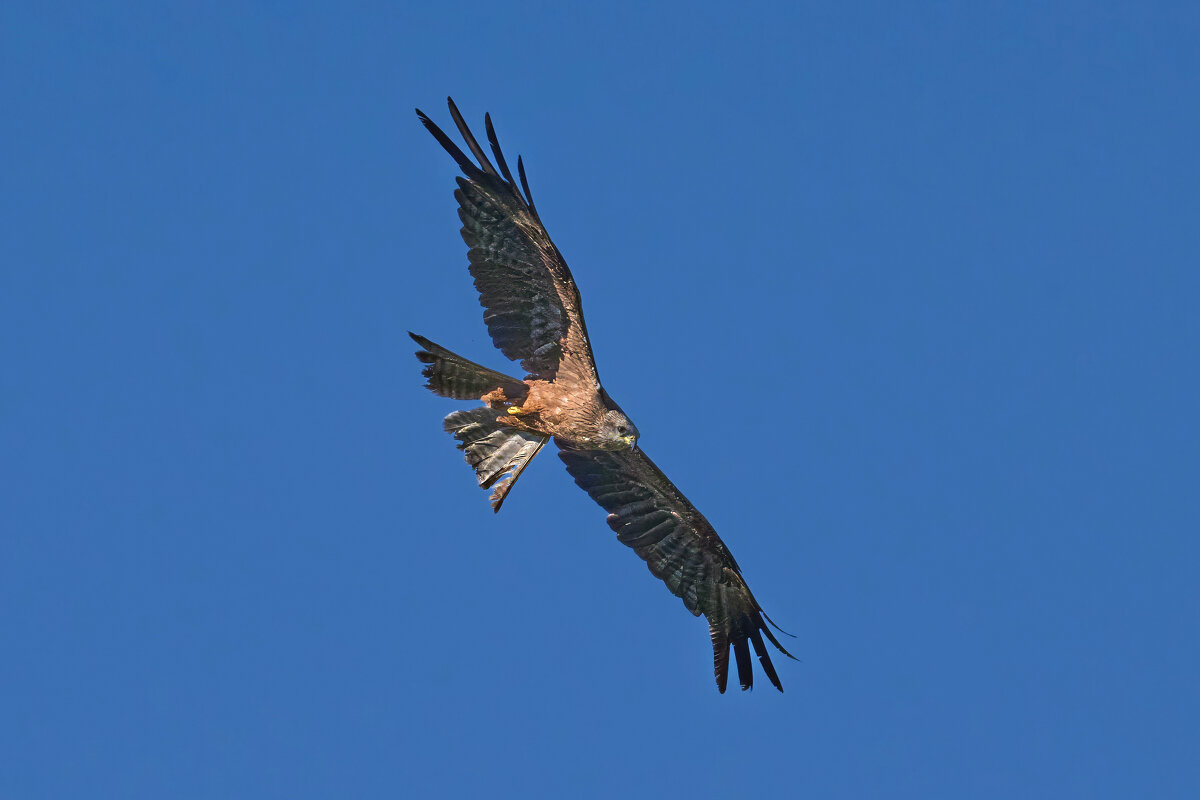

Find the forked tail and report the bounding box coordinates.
[410,332,549,511]
[410,332,527,401]
[443,408,548,511]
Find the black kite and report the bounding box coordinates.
[410,98,795,692]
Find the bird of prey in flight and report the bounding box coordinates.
[410,98,794,692]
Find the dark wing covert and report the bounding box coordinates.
[558,446,796,692]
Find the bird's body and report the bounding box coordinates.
[489,378,623,448]
[411,98,794,692]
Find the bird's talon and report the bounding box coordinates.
[507,405,525,415]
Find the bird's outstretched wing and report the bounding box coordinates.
[417,98,599,389]
[559,446,795,692]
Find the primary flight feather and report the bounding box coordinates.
[411,98,794,692]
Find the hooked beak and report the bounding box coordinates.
[622,435,638,450]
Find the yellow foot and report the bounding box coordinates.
[506,405,526,415]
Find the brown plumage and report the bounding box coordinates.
[411,98,795,692]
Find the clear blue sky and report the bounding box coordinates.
[3,2,1197,797]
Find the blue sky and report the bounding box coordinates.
[3,2,1198,797]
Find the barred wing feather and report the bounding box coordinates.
[417,99,599,388]
[558,446,795,692]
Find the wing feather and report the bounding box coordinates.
[559,446,795,692]
[484,113,519,194]
[417,99,596,385]
[733,637,754,692]
[446,97,499,178]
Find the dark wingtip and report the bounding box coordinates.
[762,610,798,639]
[516,155,538,219]
[446,96,498,177]
[484,112,519,190]
[712,625,731,693]
[750,628,784,692]
[733,638,754,691]
[760,620,800,663]
[417,105,477,175]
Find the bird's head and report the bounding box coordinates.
[598,409,639,450]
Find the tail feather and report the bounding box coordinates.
[485,435,548,511]
[410,332,525,401]
[443,407,549,512]
[412,333,545,510]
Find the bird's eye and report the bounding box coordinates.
[617,425,627,434]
